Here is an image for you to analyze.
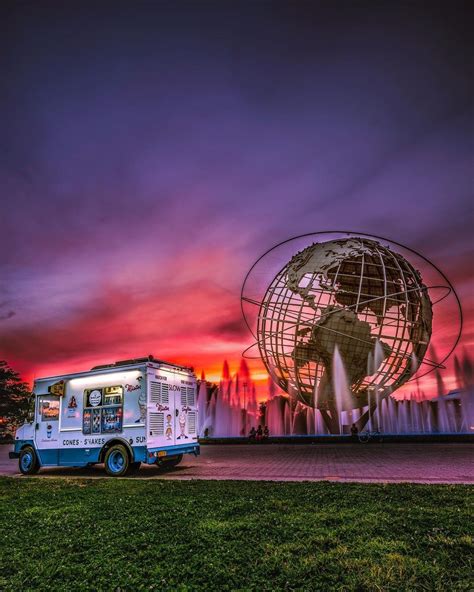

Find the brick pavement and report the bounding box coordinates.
[2,443,473,483]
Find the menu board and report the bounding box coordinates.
[103,385,123,405]
[82,385,124,434]
[92,408,101,433]
[101,406,123,433]
[84,388,103,407]
[83,409,92,434]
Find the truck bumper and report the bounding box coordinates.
[9,451,20,459]
[145,443,200,464]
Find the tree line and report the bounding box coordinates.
[0,361,33,434]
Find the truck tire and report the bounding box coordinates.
[104,444,130,477]
[159,454,183,469]
[19,446,40,475]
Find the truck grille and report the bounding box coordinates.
[180,386,195,407]
[149,412,164,436]
[187,411,196,434]
[150,382,169,405]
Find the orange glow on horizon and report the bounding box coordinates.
[1,245,470,404]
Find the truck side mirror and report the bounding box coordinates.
[27,411,34,423]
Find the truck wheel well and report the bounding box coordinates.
[99,439,133,463]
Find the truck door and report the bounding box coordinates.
[35,394,60,465]
[147,379,174,448]
[176,383,198,441]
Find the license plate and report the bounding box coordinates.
[158,451,167,457]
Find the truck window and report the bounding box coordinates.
[39,398,60,421]
[82,386,123,435]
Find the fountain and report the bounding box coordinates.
[198,353,474,438]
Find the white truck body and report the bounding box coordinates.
[12,357,199,473]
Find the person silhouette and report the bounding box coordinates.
[350,423,359,440]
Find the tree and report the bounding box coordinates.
[0,361,33,430]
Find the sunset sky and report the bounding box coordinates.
[1,2,472,398]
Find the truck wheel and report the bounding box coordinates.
[19,446,40,475]
[104,445,130,477]
[160,454,183,469]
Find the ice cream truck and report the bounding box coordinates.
[10,356,200,476]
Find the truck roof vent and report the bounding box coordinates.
[90,355,193,372]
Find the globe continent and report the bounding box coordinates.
[257,238,433,410]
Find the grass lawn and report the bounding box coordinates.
[0,478,472,591]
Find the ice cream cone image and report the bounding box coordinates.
[177,412,188,439]
[136,391,146,423]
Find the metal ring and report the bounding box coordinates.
[240,231,463,383]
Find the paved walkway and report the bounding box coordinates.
[2,443,473,483]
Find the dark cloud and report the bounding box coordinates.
[0,311,15,321]
[213,319,248,339]
[0,301,15,322]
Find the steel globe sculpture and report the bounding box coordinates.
[241,233,461,434]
